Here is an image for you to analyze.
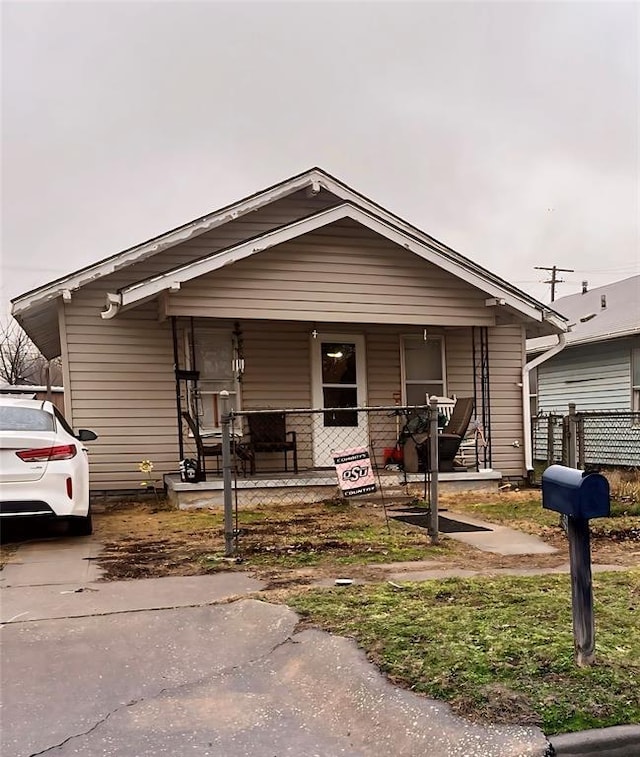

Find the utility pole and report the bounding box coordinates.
[534,265,575,302]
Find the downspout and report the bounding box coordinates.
[522,332,567,473]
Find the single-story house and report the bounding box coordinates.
[527,276,640,414]
[12,168,566,491]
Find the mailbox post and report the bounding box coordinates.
[542,465,610,666]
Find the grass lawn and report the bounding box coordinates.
[287,569,640,734]
[449,490,640,550]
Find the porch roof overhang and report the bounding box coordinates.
[101,202,567,337]
[11,167,567,353]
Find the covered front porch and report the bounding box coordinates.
[165,314,508,507]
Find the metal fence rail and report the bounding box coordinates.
[225,403,437,507]
[531,408,640,483]
[576,411,640,469]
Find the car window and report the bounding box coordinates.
[53,406,75,437]
[0,406,55,431]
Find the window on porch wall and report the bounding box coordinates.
[401,335,446,404]
[185,327,240,433]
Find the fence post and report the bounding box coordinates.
[546,414,555,468]
[568,402,577,468]
[219,390,235,557]
[429,396,439,544]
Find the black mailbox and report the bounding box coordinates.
[542,465,610,519]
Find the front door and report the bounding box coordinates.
[311,334,368,467]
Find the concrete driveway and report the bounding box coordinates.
[1,534,550,757]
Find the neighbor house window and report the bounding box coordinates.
[401,335,445,405]
[185,327,240,433]
[633,347,640,414]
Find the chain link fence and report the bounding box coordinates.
[576,411,640,470]
[531,409,640,483]
[225,404,438,509]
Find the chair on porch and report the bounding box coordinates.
[247,412,298,474]
[438,397,475,471]
[403,397,474,473]
[181,411,222,477]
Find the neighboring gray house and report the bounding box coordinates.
[527,275,640,467]
[527,276,640,413]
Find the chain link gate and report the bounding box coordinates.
[218,396,441,555]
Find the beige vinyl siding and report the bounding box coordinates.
[487,325,526,477]
[63,293,178,489]
[165,220,496,327]
[445,328,475,398]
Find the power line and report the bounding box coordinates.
[534,265,575,302]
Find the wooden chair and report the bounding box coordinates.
[181,411,222,477]
[247,412,298,474]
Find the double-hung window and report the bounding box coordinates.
[185,327,240,433]
[401,335,446,405]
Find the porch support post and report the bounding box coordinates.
[220,391,235,557]
[429,396,439,544]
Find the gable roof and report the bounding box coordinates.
[103,200,566,334]
[11,167,566,356]
[527,275,640,353]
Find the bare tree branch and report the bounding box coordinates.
[0,320,47,385]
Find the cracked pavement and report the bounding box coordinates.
[1,536,551,756]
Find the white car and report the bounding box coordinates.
[0,397,97,535]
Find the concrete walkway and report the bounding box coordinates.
[387,505,559,555]
[1,534,551,757]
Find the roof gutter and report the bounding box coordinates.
[101,292,122,320]
[522,331,567,473]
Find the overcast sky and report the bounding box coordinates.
[2,1,639,316]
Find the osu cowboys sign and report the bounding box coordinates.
[333,447,377,497]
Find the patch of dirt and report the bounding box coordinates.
[89,493,640,584]
[456,683,542,727]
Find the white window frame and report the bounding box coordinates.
[400,334,447,405]
[183,326,241,434]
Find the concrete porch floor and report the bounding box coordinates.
[165,468,502,509]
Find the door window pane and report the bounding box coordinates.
[323,387,358,426]
[322,343,357,384]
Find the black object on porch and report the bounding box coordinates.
[181,411,222,476]
[247,412,298,474]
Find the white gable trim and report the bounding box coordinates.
[102,203,565,331]
[12,170,326,316]
[12,167,566,334]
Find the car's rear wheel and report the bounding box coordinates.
[68,512,93,536]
